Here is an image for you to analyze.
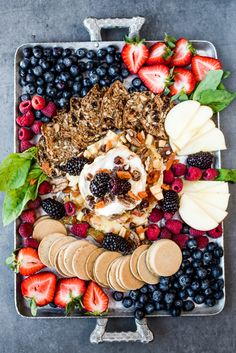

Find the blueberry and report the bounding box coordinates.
[44,72,55,83]
[187,239,198,250]
[96,65,107,77]
[134,301,144,310]
[30,56,38,66]
[107,45,117,54]
[41,115,51,123]
[216,278,224,290]
[58,98,69,108]
[139,85,148,92]
[55,63,65,73]
[86,50,96,60]
[112,291,123,301]
[164,292,175,304]
[160,276,171,285]
[32,66,43,77]
[36,86,44,95]
[192,250,203,260]
[49,302,57,308]
[99,78,111,87]
[205,297,216,307]
[70,65,79,76]
[115,52,122,62]
[185,267,194,276]
[178,289,188,300]
[204,287,213,297]
[179,274,191,287]
[19,69,26,77]
[128,87,137,94]
[211,265,222,278]
[155,302,166,311]
[207,242,217,252]
[213,290,224,300]
[213,247,223,258]
[35,110,43,120]
[193,294,205,304]
[40,58,50,70]
[134,309,145,320]
[81,87,89,97]
[196,267,208,280]
[132,78,142,88]
[182,224,190,234]
[145,303,155,314]
[53,47,63,57]
[111,75,123,83]
[174,299,183,308]
[63,57,73,68]
[60,72,71,82]
[140,285,149,294]
[86,61,96,71]
[25,83,36,95]
[152,290,163,303]
[46,84,57,98]
[183,300,195,311]
[139,294,149,304]
[186,287,195,297]
[129,290,139,301]
[20,93,31,102]
[33,46,43,58]
[122,297,133,308]
[62,48,72,57]
[78,61,86,72]
[170,307,181,317]
[97,48,107,59]
[203,251,213,264]
[108,64,120,77]
[173,280,182,290]
[121,68,130,78]
[22,47,32,58]
[105,54,114,64]
[74,75,83,82]
[181,260,191,270]
[43,47,52,57]
[20,58,30,70]
[201,279,210,290]
[76,48,87,59]
[191,280,201,291]
[63,91,71,99]
[26,73,36,83]
[56,81,66,90]
[147,284,157,293]
[67,80,73,89]
[192,260,203,268]
[83,78,92,87]
[19,78,26,87]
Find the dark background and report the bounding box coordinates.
[0,0,236,352]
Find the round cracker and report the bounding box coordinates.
[55,244,74,278]
[72,244,97,280]
[38,232,66,267]
[93,251,121,288]
[85,247,105,280]
[63,240,90,276]
[48,236,76,268]
[137,249,160,284]
[118,255,144,290]
[130,244,149,280]
[33,219,67,242]
[107,257,127,292]
[34,215,50,228]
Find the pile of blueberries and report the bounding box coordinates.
[19,45,146,109]
[113,239,224,319]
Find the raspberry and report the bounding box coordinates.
[19,100,32,114]
[16,111,35,127]
[160,227,172,239]
[166,219,183,234]
[202,168,219,181]
[149,208,163,223]
[185,166,202,181]
[41,101,57,118]
[171,178,183,193]
[146,224,160,241]
[64,201,76,216]
[71,222,89,238]
[172,163,186,177]
[196,235,209,249]
[207,224,223,239]
[172,234,189,249]
[31,121,43,135]
[32,95,46,110]
[38,181,52,195]
[187,152,213,170]
[162,190,179,212]
[163,169,174,184]
[20,141,34,152]
[18,127,34,141]
[18,222,33,238]
[27,197,41,209]
[189,228,205,237]
[164,211,175,220]
[23,237,39,249]
[20,209,36,224]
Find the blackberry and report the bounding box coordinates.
[187,152,214,170]
[42,198,65,219]
[102,233,132,254]
[111,178,131,195]
[162,190,179,212]
[90,173,112,198]
[62,156,89,176]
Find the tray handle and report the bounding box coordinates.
[83,17,145,41]
[90,318,153,344]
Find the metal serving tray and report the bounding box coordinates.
[13,17,225,343]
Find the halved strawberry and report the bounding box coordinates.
[192,55,222,81]
[82,281,109,315]
[171,38,196,67]
[170,68,196,97]
[138,64,170,94]
[121,36,149,74]
[5,247,45,276]
[21,272,57,316]
[146,42,173,65]
[54,278,86,315]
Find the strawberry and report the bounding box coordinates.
[21,272,57,316]
[82,281,109,315]
[54,278,86,315]
[138,64,170,94]
[171,38,196,67]
[121,36,149,74]
[5,247,45,276]
[191,55,222,81]
[146,42,173,66]
[170,68,196,97]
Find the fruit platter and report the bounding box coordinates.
[1,16,236,343]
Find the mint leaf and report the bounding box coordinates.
[222,71,231,80]
[29,298,38,317]
[197,89,236,112]
[216,169,236,182]
[193,70,224,101]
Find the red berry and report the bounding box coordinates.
[146,224,160,241]
[207,224,223,239]
[16,111,35,127]
[166,219,183,234]
[31,121,43,135]
[20,141,34,152]
[18,127,34,141]
[171,178,183,193]
[163,211,175,220]
[149,208,163,223]
[196,235,209,249]
[64,201,76,216]
[32,95,46,110]
[160,227,172,239]
[20,209,36,224]
[38,181,52,195]
[163,169,174,184]
[71,223,89,238]
[27,197,41,209]
[185,166,202,181]
[172,163,186,177]
[172,234,189,249]
[18,222,33,238]
[189,228,206,237]
[202,168,219,181]
[41,101,57,118]
[23,237,39,249]
[19,100,32,114]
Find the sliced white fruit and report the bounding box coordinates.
[192,119,215,140]
[174,106,213,149]
[179,194,218,231]
[165,100,200,140]
[186,193,228,224]
[178,128,226,155]
[183,180,229,194]
[169,138,179,152]
[186,192,230,211]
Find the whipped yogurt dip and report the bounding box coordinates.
[79,146,147,217]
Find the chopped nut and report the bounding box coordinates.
[132,170,141,181]
[114,156,124,165]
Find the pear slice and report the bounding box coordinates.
[183,180,229,194]
[179,194,218,231]
[165,100,200,140]
[191,119,215,140]
[185,192,230,211]
[178,128,226,155]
